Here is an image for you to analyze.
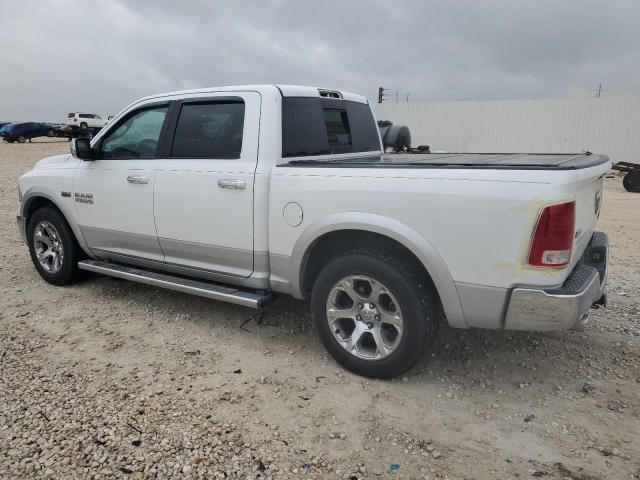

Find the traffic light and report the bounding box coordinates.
[378,87,386,103]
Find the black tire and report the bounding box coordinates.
[17,135,26,143]
[79,122,88,129]
[6,138,14,143]
[27,206,83,286]
[623,169,640,193]
[311,249,440,378]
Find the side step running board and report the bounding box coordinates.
[78,259,269,309]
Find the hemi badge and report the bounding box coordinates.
[61,191,71,197]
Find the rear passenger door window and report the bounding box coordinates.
[171,101,245,159]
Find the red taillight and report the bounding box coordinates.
[527,201,575,267]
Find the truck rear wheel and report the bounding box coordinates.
[311,249,439,378]
[27,206,83,286]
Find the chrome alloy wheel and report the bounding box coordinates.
[326,275,404,360]
[33,221,64,274]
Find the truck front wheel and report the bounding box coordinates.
[311,249,440,378]
[27,206,83,286]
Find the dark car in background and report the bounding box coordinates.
[0,123,13,137]
[1,122,55,143]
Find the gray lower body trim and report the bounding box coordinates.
[92,249,271,291]
[82,225,269,289]
[269,253,294,295]
[159,237,253,278]
[455,282,509,330]
[81,226,164,262]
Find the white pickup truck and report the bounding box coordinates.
[16,85,610,378]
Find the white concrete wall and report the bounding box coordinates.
[374,96,640,164]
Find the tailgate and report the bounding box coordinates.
[571,161,610,264]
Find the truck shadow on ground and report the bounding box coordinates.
[258,293,612,390]
[92,276,613,389]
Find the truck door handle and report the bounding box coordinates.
[127,175,149,184]
[218,179,246,190]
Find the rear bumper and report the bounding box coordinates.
[504,231,608,331]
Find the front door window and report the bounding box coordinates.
[98,106,168,159]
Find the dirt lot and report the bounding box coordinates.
[1,139,639,479]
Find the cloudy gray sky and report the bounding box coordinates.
[1,0,640,121]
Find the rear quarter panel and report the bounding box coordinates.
[268,163,610,325]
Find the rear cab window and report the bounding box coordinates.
[323,109,351,152]
[282,97,380,158]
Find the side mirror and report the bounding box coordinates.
[70,137,95,161]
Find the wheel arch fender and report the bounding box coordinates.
[20,188,92,256]
[290,212,466,328]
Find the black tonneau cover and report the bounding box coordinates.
[281,152,610,170]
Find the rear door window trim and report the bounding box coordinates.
[163,96,246,160]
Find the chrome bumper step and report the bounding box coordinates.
[503,231,608,331]
[78,259,269,309]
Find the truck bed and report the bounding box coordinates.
[283,152,609,170]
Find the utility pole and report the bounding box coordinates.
[395,89,399,103]
[596,83,602,97]
[377,87,389,103]
[406,94,409,103]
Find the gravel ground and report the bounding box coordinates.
[1,139,639,479]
